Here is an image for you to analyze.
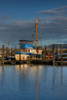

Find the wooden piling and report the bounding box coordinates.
[45,46,47,61]
[15,46,17,51]
[19,42,21,63]
[60,44,63,65]
[6,47,8,57]
[11,48,12,58]
[56,44,59,61]
[53,44,55,66]
[2,44,4,65]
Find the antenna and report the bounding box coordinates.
[7,40,10,49]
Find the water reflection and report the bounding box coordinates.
[44,65,48,82]
[53,65,63,88]
[0,64,66,100]
[53,66,55,88]
[61,66,63,87]
[14,64,42,78]
[36,66,39,100]
[14,64,42,100]
[1,65,4,89]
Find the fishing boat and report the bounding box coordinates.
[15,17,43,62]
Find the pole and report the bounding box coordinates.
[2,44,4,65]
[57,44,59,61]
[36,17,38,49]
[60,44,63,65]
[45,46,47,61]
[19,41,21,63]
[53,44,55,66]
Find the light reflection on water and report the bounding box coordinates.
[0,64,67,100]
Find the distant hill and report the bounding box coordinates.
[46,44,67,49]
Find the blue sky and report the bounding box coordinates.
[0,0,67,46]
[0,0,67,20]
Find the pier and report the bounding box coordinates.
[0,44,67,65]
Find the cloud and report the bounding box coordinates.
[0,20,35,43]
[0,15,10,20]
[37,16,67,45]
[0,15,67,46]
[54,6,67,11]
[38,6,67,16]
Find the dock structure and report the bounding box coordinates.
[42,44,67,65]
[0,44,67,65]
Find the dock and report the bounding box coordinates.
[0,44,67,65]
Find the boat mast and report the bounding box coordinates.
[36,17,38,48]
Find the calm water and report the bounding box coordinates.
[0,64,67,100]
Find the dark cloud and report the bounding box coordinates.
[37,16,67,45]
[0,15,10,20]
[0,15,67,46]
[54,6,67,11]
[38,16,67,38]
[0,20,35,42]
[38,6,67,16]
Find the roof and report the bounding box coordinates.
[19,40,33,42]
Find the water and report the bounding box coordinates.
[0,64,67,100]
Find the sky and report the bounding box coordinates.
[0,0,67,46]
